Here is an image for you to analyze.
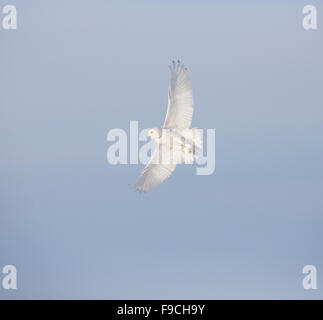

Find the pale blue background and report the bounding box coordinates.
[0,0,322,299]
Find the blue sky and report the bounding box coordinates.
[0,0,322,299]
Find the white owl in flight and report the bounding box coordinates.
[135,60,202,193]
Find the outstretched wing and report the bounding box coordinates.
[135,145,176,193]
[163,60,194,130]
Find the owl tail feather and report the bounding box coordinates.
[181,128,202,157]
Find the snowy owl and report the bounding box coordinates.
[135,60,202,193]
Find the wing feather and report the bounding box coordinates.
[163,60,194,130]
[134,145,176,193]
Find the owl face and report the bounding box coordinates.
[148,128,162,139]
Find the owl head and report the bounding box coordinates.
[148,128,162,139]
